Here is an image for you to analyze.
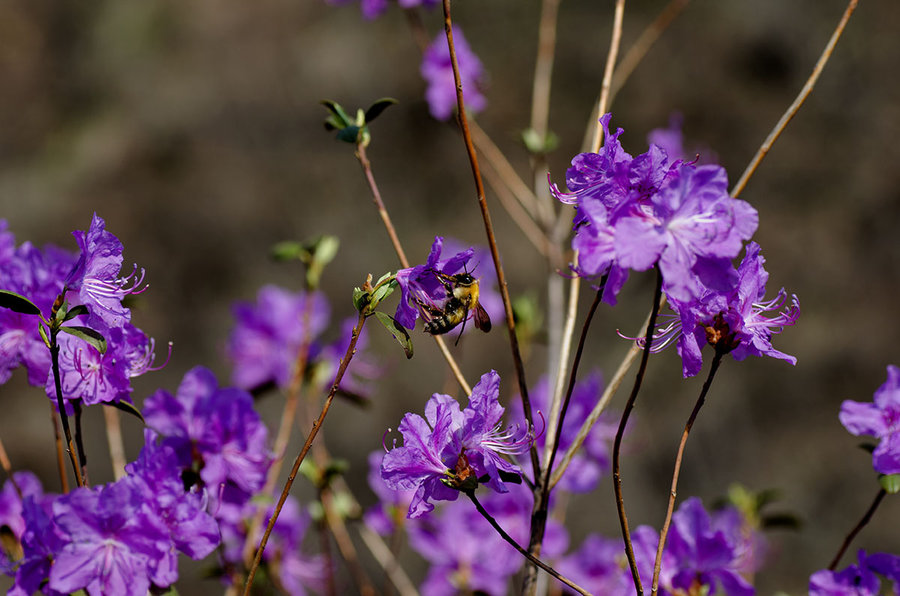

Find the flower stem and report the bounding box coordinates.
[0,436,23,499]
[48,401,68,493]
[441,0,538,477]
[465,491,592,596]
[49,330,84,488]
[730,0,858,199]
[102,407,126,480]
[651,350,725,595]
[73,400,89,486]
[613,267,663,596]
[243,310,368,595]
[828,487,887,571]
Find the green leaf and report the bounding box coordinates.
[104,400,146,424]
[336,125,360,144]
[320,100,352,128]
[0,290,41,315]
[63,304,89,322]
[60,326,107,354]
[373,312,413,359]
[38,322,50,348]
[369,278,397,309]
[364,97,398,124]
[270,241,306,262]
[880,473,900,494]
[352,287,371,312]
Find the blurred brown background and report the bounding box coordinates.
[1,0,899,593]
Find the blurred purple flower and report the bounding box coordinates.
[840,365,900,475]
[421,28,487,121]
[325,0,437,20]
[809,550,900,596]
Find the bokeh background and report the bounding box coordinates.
[1,0,898,593]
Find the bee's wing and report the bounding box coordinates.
[474,303,492,332]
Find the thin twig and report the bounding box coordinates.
[466,491,592,596]
[470,122,543,222]
[613,268,663,596]
[549,297,666,489]
[591,0,628,155]
[358,524,420,596]
[49,332,84,488]
[0,436,23,499]
[243,311,368,595]
[73,401,88,486]
[48,401,68,493]
[651,351,724,595]
[730,0,858,199]
[321,488,376,596]
[828,488,887,571]
[441,0,538,477]
[102,407,126,480]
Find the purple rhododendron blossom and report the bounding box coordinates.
[9,496,67,596]
[407,496,524,595]
[143,366,272,501]
[0,471,44,543]
[48,481,173,596]
[394,236,474,330]
[65,214,145,332]
[382,371,531,518]
[840,365,900,475]
[550,114,758,304]
[226,284,330,391]
[364,450,415,535]
[510,372,618,493]
[661,241,799,377]
[809,550,900,595]
[421,28,487,121]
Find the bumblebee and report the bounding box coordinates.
[423,271,492,338]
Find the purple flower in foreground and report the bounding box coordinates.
[421,28,487,121]
[9,496,66,596]
[65,214,145,332]
[394,236,474,331]
[809,550,900,595]
[48,481,172,596]
[382,371,531,518]
[637,242,799,377]
[0,471,44,542]
[840,365,900,475]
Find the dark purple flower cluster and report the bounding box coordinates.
[556,497,764,596]
[421,28,487,121]
[809,550,900,595]
[226,284,380,398]
[552,115,799,376]
[840,365,900,475]
[381,370,532,517]
[0,215,163,409]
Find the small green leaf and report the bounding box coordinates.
[60,326,107,354]
[104,400,146,424]
[63,304,89,322]
[369,279,397,309]
[270,241,306,262]
[521,127,559,154]
[336,125,360,144]
[320,100,352,128]
[38,322,50,348]
[373,312,413,359]
[352,287,371,312]
[364,97,398,124]
[880,473,900,494]
[0,290,41,315]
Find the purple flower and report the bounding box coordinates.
[510,372,618,493]
[9,495,67,596]
[421,28,487,121]
[551,114,758,303]
[364,450,415,535]
[639,242,799,377]
[394,236,474,331]
[407,496,523,595]
[261,497,326,595]
[809,550,900,595]
[840,365,900,475]
[382,371,531,518]
[226,284,330,391]
[0,471,44,543]
[143,366,272,501]
[47,481,173,596]
[325,0,437,20]
[64,214,145,332]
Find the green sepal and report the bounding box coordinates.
[63,304,89,322]
[103,399,146,424]
[442,474,479,493]
[364,97,398,124]
[38,322,51,349]
[373,312,413,359]
[0,290,41,316]
[60,326,107,354]
[880,473,900,494]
